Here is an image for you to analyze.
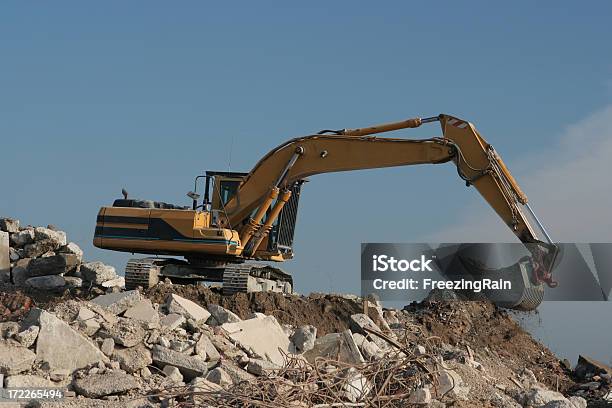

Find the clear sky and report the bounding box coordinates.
[2,2,611,363]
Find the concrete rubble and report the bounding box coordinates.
[0,216,608,407]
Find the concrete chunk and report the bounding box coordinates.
[113,344,152,373]
[161,313,185,331]
[28,309,107,372]
[99,318,146,347]
[10,229,35,247]
[81,261,118,284]
[167,294,211,323]
[14,325,40,348]
[207,303,241,324]
[0,343,36,374]
[73,371,139,398]
[291,325,317,353]
[25,275,66,290]
[151,345,209,380]
[123,299,159,327]
[90,290,141,315]
[195,335,220,361]
[27,254,79,277]
[0,232,9,283]
[5,374,54,388]
[34,227,67,247]
[222,315,292,366]
[303,330,364,365]
[0,218,20,233]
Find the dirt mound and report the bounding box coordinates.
[145,283,362,336]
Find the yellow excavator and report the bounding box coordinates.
[93,114,557,310]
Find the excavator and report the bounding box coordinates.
[93,114,558,310]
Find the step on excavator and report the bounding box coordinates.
[93,114,557,310]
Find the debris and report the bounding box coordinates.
[167,294,211,323]
[14,325,40,348]
[574,355,612,380]
[81,261,118,285]
[4,374,54,388]
[246,358,281,376]
[0,218,20,233]
[25,275,66,290]
[0,232,9,282]
[291,325,317,353]
[28,308,107,372]
[207,303,241,324]
[72,371,139,398]
[222,314,292,366]
[90,290,141,315]
[100,337,115,357]
[206,367,233,386]
[0,343,36,374]
[160,313,185,331]
[163,365,184,383]
[151,345,209,380]
[408,388,432,405]
[99,318,146,347]
[195,333,220,361]
[303,330,364,365]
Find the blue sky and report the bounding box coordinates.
[2,2,612,361]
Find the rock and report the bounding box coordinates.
[207,303,241,324]
[206,367,233,386]
[113,345,152,373]
[90,290,141,315]
[195,335,220,361]
[59,242,83,262]
[247,359,281,376]
[77,307,97,322]
[151,345,209,380]
[568,396,587,408]
[574,355,612,380]
[0,218,20,233]
[14,325,40,348]
[222,314,292,366]
[23,240,59,258]
[49,369,71,382]
[291,325,317,353]
[437,369,470,400]
[123,299,159,327]
[161,313,185,331]
[191,377,224,393]
[303,330,364,365]
[27,255,74,279]
[490,391,522,408]
[0,321,19,338]
[101,277,125,288]
[10,229,35,247]
[167,294,211,323]
[0,343,36,374]
[349,313,388,350]
[11,258,31,285]
[73,371,139,398]
[140,367,151,379]
[99,318,146,347]
[519,388,567,406]
[8,247,20,262]
[415,345,427,355]
[352,332,383,360]
[341,368,372,402]
[163,365,184,383]
[34,227,67,247]
[101,338,115,357]
[25,275,66,290]
[541,400,577,408]
[409,388,432,405]
[0,232,9,282]
[78,318,101,337]
[4,374,54,388]
[64,276,83,288]
[81,262,118,285]
[27,308,107,372]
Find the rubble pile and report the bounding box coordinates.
[0,217,123,299]
[0,217,610,407]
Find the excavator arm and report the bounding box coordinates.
[221,113,557,286]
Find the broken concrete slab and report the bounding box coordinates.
[222,314,292,366]
[349,313,389,350]
[160,313,185,331]
[303,330,364,365]
[151,345,209,380]
[340,368,372,403]
[101,276,125,288]
[23,239,59,258]
[73,371,139,398]
[81,261,118,285]
[34,227,67,247]
[25,275,66,290]
[207,303,241,324]
[27,254,79,277]
[291,325,317,353]
[113,344,152,373]
[574,355,612,379]
[206,367,233,386]
[28,309,107,372]
[14,325,40,348]
[58,242,83,262]
[163,365,184,383]
[437,369,470,400]
[352,332,383,361]
[0,343,36,374]
[246,358,281,376]
[195,334,220,361]
[100,338,114,357]
[123,299,159,327]
[10,258,31,286]
[90,290,141,315]
[99,318,146,347]
[167,294,211,323]
[10,229,35,247]
[0,218,20,233]
[4,374,54,388]
[408,388,432,405]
